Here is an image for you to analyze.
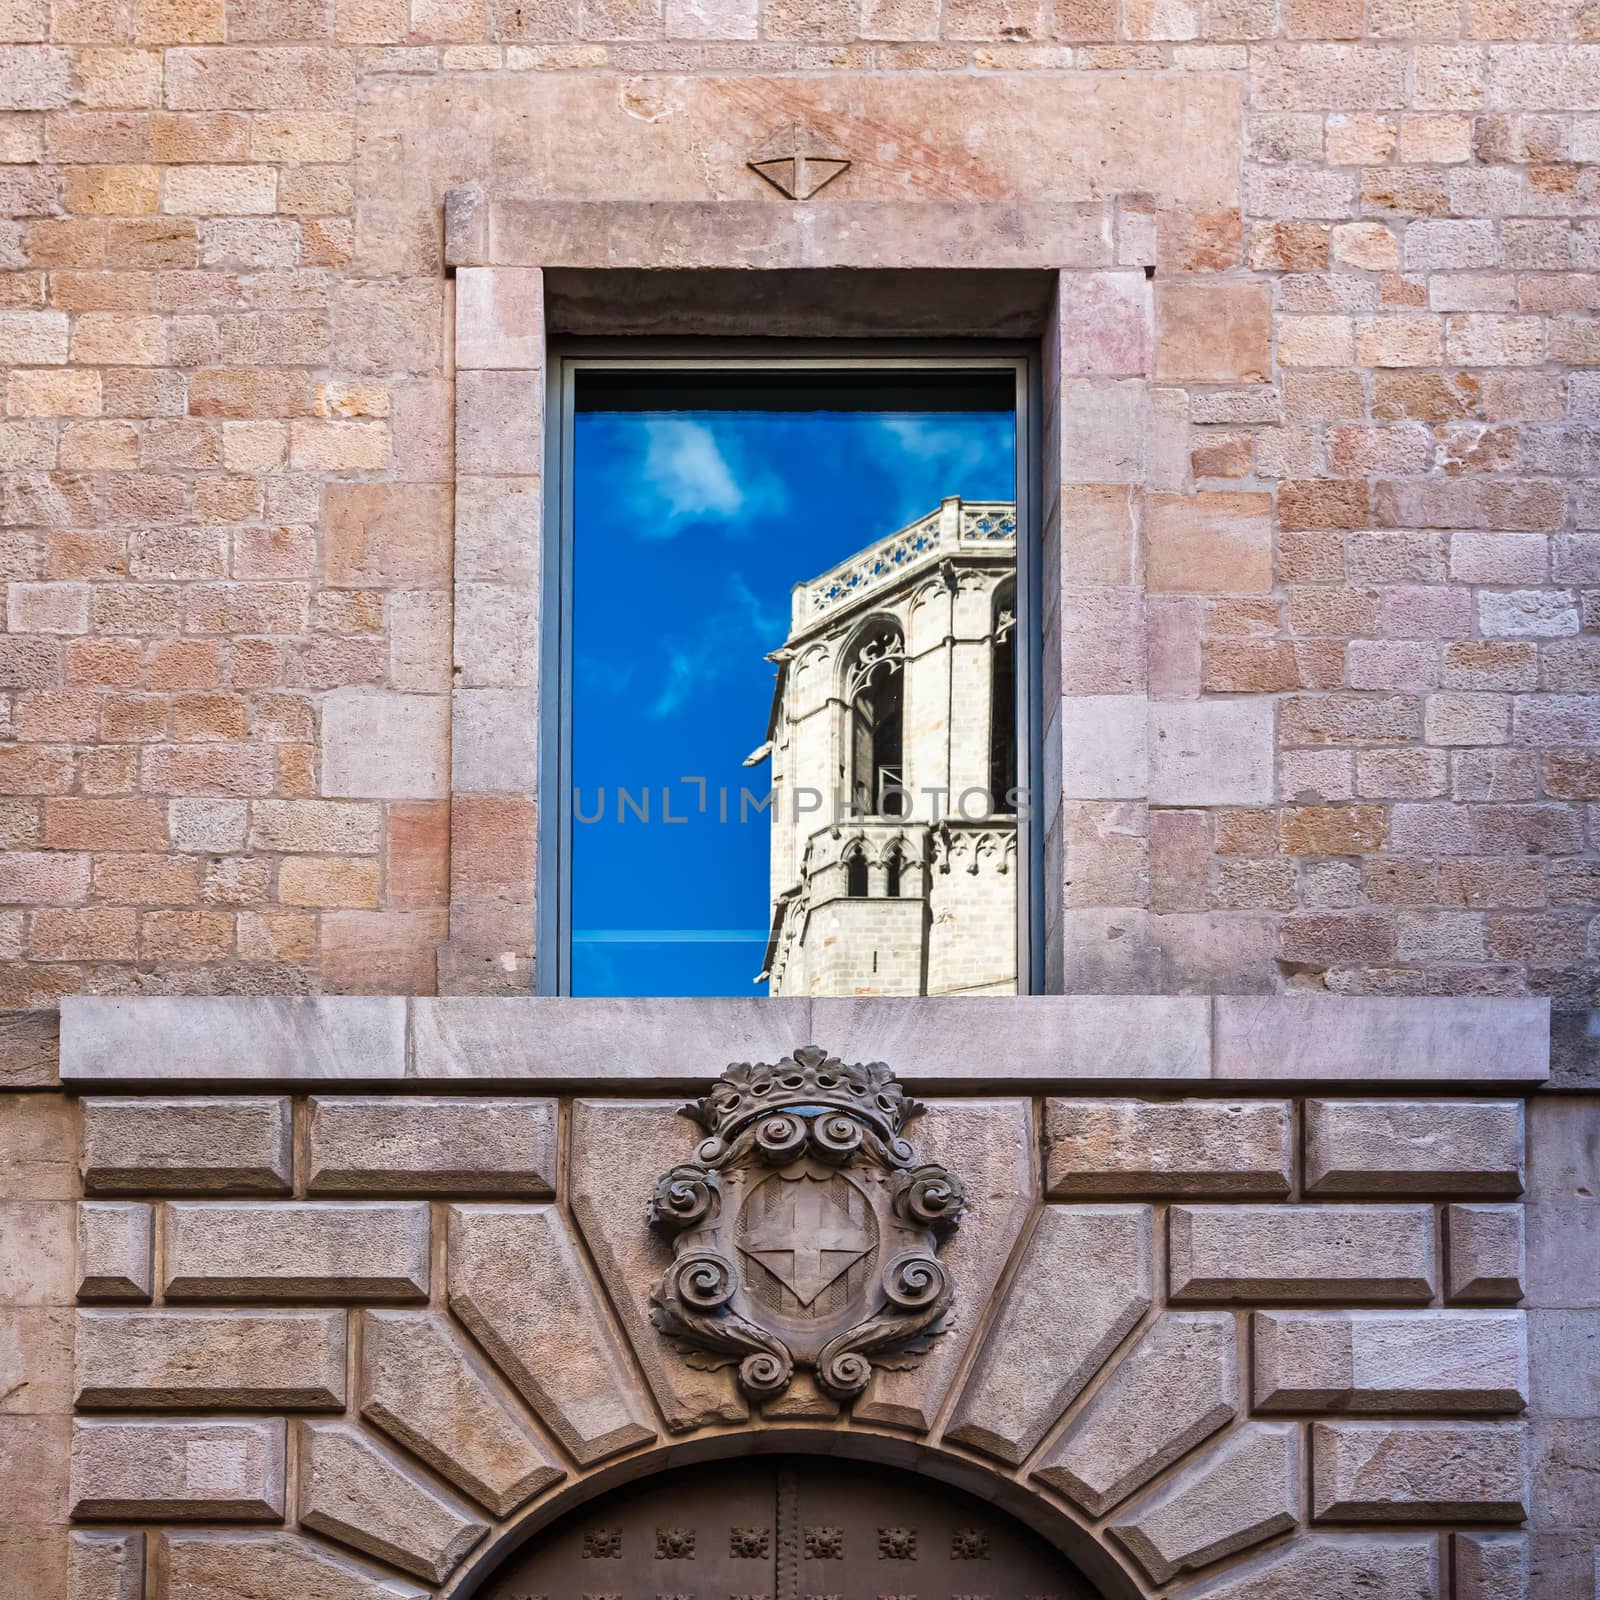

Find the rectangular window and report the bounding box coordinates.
[543,348,1039,999]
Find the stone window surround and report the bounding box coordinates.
[441,190,1204,999]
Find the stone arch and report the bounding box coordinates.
[439,1427,1146,1600]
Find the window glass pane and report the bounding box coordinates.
[569,368,1018,998]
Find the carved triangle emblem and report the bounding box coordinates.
[748,119,851,201]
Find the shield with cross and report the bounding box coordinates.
[647,1047,966,1404]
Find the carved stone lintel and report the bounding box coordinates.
[649,1047,964,1405]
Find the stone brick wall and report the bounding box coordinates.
[3,1083,1579,1598]
[0,3,1596,1064]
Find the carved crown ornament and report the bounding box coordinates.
[648,1046,965,1404]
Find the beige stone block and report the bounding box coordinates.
[1057,377,1148,485]
[1034,1312,1239,1516]
[1147,492,1273,595]
[0,1307,73,1417]
[1253,1309,1527,1413]
[320,689,449,801]
[946,1204,1152,1465]
[359,1310,562,1518]
[451,688,538,794]
[77,1204,152,1302]
[0,1093,74,1200]
[306,1098,556,1196]
[1311,1420,1527,1522]
[162,1202,429,1303]
[1045,1099,1291,1197]
[322,483,451,591]
[0,1201,73,1307]
[447,1205,655,1466]
[1111,1422,1300,1585]
[1305,1100,1524,1196]
[75,1309,345,1411]
[1060,694,1149,799]
[0,310,69,365]
[1150,699,1275,806]
[1169,1205,1437,1302]
[0,1414,70,1523]
[1156,281,1271,382]
[297,1422,486,1583]
[70,1418,284,1520]
[455,267,544,371]
[158,1531,427,1600]
[1448,1204,1526,1303]
[420,72,1239,223]
[69,1531,143,1600]
[456,370,542,476]
[80,1098,291,1194]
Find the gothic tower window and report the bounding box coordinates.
[846,848,869,898]
[990,580,1017,816]
[844,624,907,819]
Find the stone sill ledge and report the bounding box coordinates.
[59,994,1550,1091]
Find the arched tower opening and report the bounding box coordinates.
[990,575,1017,815]
[843,621,907,819]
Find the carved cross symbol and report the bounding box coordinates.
[743,1176,870,1305]
[747,120,851,201]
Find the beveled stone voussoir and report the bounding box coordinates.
[1252,1309,1528,1414]
[306,1097,557,1196]
[359,1310,563,1519]
[568,1100,746,1433]
[446,1205,655,1468]
[157,1530,428,1600]
[80,1098,291,1194]
[70,1418,285,1521]
[1033,1311,1239,1517]
[945,1204,1153,1465]
[1310,1421,1528,1522]
[69,1530,143,1600]
[162,1203,430,1303]
[1448,1204,1526,1303]
[1453,1531,1529,1600]
[1045,1099,1292,1198]
[297,1421,488,1584]
[1110,1422,1301,1586]
[1174,1532,1440,1600]
[77,1203,152,1302]
[854,1099,1035,1431]
[1169,1205,1437,1303]
[75,1309,346,1411]
[1304,1100,1525,1197]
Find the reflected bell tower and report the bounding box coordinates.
[752,497,1018,998]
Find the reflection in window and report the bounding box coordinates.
[566,368,1019,999]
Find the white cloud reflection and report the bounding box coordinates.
[632,418,787,533]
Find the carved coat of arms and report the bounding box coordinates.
[648,1045,965,1403]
